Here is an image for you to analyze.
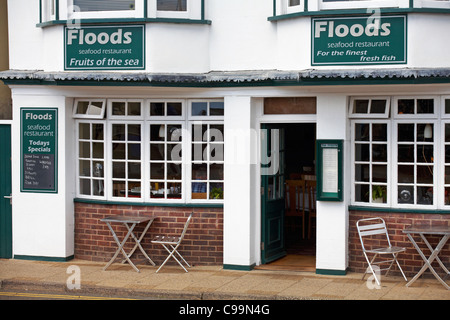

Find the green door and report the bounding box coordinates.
[0,125,12,258]
[261,124,286,264]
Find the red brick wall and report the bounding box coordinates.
[74,202,223,266]
[349,211,450,278]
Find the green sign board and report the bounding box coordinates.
[312,15,407,66]
[64,25,145,70]
[21,108,58,193]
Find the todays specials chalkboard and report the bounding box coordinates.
[21,108,58,193]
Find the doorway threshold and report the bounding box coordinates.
[255,254,316,272]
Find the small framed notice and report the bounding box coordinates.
[316,140,343,201]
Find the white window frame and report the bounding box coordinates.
[187,120,225,202]
[74,98,224,203]
[108,99,144,120]
[66,0,144,19]
[351,120,391,206]
[350,95,450,209]
[147,120,185,203]
[393,96,439,119]
[109,121,144,201]
[414,0,450,9]
[73,98,107,119]
[319,0,409,10]
[76,120,107,200]
[349,97,391,119]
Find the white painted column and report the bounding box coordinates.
[11,89,74,260]
[223,96,257,269]
[315,94,349,274]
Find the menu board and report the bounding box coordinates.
[316,140,343,201]
[21,108,58,193]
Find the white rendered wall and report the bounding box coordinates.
[223,95,259,267]
[315,94,349,272]
[10,89,74,259]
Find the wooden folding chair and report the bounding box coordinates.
[356,217,408,286]
[151,212,193,273]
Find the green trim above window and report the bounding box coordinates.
[269,7,450,22]
[37,17,211,28]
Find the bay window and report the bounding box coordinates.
[350,96,449,209]
[75,98,224,203]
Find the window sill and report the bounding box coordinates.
[268,7,450,22]
[74,197,224,208]
[37,17,211,28]
[349,205,450,214]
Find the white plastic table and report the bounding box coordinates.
[101,215,156,272]
[403,225,450,290]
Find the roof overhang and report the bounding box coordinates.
[1,68,450,87]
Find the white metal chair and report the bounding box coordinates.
[356,217,408,286]
[151,212,193,273]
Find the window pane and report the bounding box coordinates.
[446,99,450,114]
[157,0,187,11]
[370,100,387,114]
[353,100,369,114]
[92,142,104,159]
[398,145,414,163]
[167,103,182,116]
[79,142,90,158]
[150,103,164,116]
[151,163,165,180]
[112,143,125,159]
[417,186,433,205]
[355,123,369,141]
[355,144,369,162]
[355,164,369,182]
[128,144,141,160]
[398,165,414,183]
[372,123,387,141]
[128,102,141,116]
[355,184,369,202]
[167,144,182,161]
[79,123,90,139]
[417,166,433,184]
[289,0,300,6]
[167,164,182,180]
[372,185,386,203]
[372,165,387,183]
[210,183,224,199]
[398,186,414,204]
[92,124,104,140]
[128,163,141,179]
[417,99,434,114]
[112,102,126,116]
[417,145,433,163]
[79,160,90,177]
[210,102,225,116]
[398,124,414,142]
[74,0,135,11]
[150,144,165,161]
[192,102,208,116]
[398,99,414,114]
[112,124,126,141]
[210,164,224,180]
[372,144,387,162]
[113,162,125,179]
[80,179,91,195]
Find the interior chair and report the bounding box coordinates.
[285,180,306,239]
[151,212,193,273]
[356,217,408,286]
[306,180,316,239]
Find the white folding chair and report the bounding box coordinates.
[151,212,193,273]
[356,217,408,286]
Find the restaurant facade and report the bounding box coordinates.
[1,0,449,276]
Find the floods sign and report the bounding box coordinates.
[312,15,406,66]
[64,25,145,70]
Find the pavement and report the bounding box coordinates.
[1,258,449,301]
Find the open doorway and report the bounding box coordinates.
[258,123,316,271]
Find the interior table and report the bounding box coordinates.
[403,225,450,290]
[101,215,156,272]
